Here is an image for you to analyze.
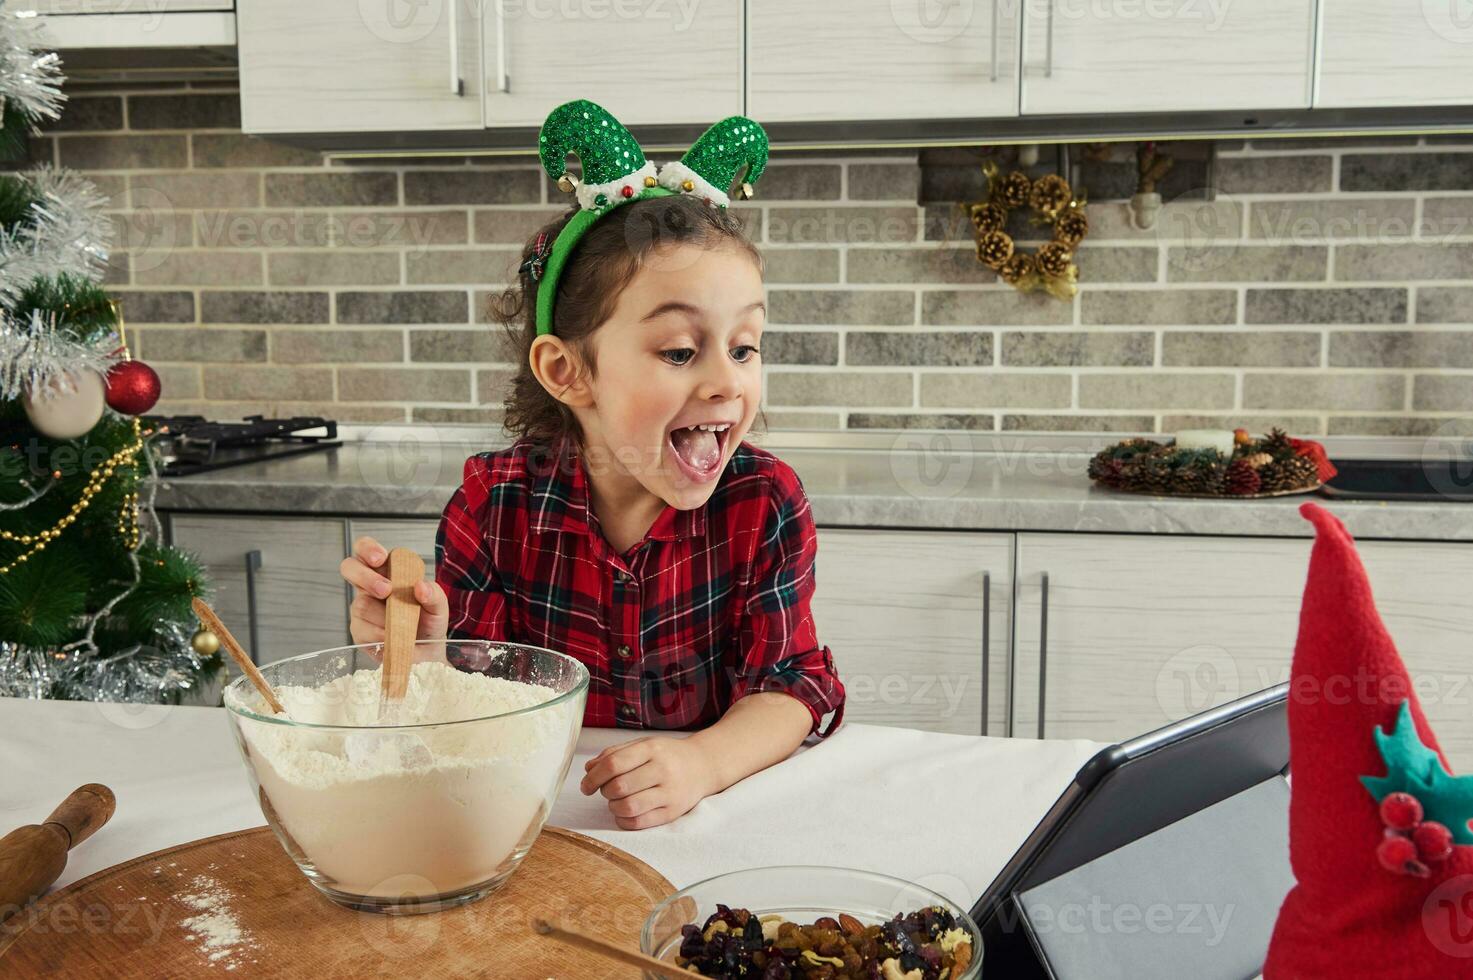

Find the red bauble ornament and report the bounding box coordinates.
[105,359,161,415]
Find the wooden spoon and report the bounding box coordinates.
[344,548,432,768]
[531,917,702,978]
[379,547,425,706]
[192,596,284,715]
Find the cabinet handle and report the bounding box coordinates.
[981,571,991,736]
[493,0,510,93]
[448,0,464,96]
[1037,571,1049,739]
[1044,0,1055,78]
[244,549,263,666]
[989,0,999,82]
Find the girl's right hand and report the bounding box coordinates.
[340,536,450,645]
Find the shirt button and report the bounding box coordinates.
[618,704,637,720]
[616,644,633,659]
[615,570,632,584]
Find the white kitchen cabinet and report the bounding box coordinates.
[811,529,1012,736]
[748,0,1019,122]
[237,0,483,134]
[1019,0,1315,115]
[18,0,229,9]
[480,0,741,127]
[1315,0,1473,108]
[1011,532,1473,772]
[170,514,351,664]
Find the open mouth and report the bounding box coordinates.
[667,422,733,484]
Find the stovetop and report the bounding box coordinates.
[143,415,340,476]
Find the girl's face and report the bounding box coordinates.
[579,242,765,511]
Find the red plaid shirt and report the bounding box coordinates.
[435,439,845,737]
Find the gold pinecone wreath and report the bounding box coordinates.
[964,162,1089,301]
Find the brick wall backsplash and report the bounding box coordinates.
[12,77,1473,438]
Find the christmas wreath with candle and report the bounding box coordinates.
[1088,428,1336,497]
[963,161,1089,301]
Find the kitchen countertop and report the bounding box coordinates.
[152,434,1473,540]
[0,696,1101,918]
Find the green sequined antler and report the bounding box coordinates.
[657,116,769,206]
[538,99,646,187]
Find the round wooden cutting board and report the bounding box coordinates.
[0,826,675,978]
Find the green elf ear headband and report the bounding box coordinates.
[529,99,769,337]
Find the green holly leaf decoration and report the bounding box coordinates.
[1362,699,1473,846]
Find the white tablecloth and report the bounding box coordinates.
[0,697,1104,910]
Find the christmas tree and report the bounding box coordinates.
[1,7,217,702]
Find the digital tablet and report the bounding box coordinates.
[971,683,1292,979]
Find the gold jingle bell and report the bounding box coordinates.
[557,172,579,194]
[191,627,221,656]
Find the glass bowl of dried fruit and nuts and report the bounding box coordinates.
[640,865,981,979]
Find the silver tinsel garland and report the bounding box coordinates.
[0,165,114,309]
[0,307,119,401]
[0,6,65,129]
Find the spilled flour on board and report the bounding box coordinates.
[177,874,257,970]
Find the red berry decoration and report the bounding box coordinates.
[1414,821,1455,863]
[105,359,162,416]
[1377,834,1430,878]
[1380,792,1424,831]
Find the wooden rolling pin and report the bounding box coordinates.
[0,784,116,923]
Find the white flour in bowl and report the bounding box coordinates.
[235,661,570,899]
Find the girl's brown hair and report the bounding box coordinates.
[491,194,762,449]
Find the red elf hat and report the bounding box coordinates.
[1265,502,1473,978]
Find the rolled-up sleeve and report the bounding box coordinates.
[435,457,510,648]
[733,471,845,738]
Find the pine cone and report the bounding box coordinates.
[1259,455,1319,493]
[1054,207,1090,247]
[998,171,1032,209]
[1036,241,1073,279]
[1174,460,1227,496]
[1088,452,1125,487]
[1224,459,1263,495]
[1260,428,1294,459]
[976,230,1014,269]
[1029,174,1073,216]
[1132,456,1175,494]
[969,202,1009,235]
[998,253,1035,286]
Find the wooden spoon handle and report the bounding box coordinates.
[382,547,426,701]
[531,918,701,978]
[192,597,285,715]
[43,783,115,850]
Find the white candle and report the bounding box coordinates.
[1174,429,1236,456]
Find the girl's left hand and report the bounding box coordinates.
[579,736,716,830]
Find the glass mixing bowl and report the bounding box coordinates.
[642,865,983,978]
[222,640,588,914]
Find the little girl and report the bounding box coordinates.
[339,100,845,831]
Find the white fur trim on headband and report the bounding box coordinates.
[655,160,730,207]
[574,161,659,211]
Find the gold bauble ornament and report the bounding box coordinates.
[191,627,221,656]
